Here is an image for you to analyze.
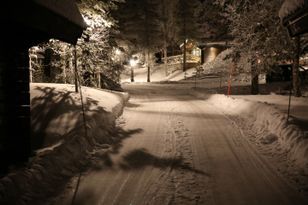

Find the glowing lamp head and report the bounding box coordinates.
[115,48,121,55]
[129,58,137,67]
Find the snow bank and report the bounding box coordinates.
[279,0,306,19]
[192,91,308,173]
[0,83,129,205]
[31,83,129,140]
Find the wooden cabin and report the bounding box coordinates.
[0,0,86,175]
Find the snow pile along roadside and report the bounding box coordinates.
[192,91,308,173]
[0,83,129,205]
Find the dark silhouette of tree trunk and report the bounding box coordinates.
[176,0,200,72]
[251,58,259,95]
[200,46,205,64]
[160,0,176,76]
[147,51,151,82]
[130,66,134,82]
[292,36,301,97]
[163,45,168,76]
[183,39,187,72]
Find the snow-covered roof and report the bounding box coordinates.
[279,0,307,20]
[33,0,87,29]
[0,0,87,44]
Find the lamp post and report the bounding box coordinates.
[129,58,137,82]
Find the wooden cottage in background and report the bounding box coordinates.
[0,0,86,174]
[198,41,230,64]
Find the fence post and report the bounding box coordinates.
[74,46,78,93]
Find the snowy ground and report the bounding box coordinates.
[1,75,308,204]
[192,90,308,179]
[52,83,307,205]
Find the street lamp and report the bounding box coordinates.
[129,57,138,82]
[115,48,121,56]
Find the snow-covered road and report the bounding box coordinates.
[56,84,307,205]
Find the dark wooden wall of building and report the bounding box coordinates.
[0,0,85,175]
[0,47,31,175]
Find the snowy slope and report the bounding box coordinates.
[0,83,129,205]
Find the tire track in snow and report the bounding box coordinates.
[162,107,208,205]
[136,103,209,205]
[188,99,308,205]
[108,94,166,205]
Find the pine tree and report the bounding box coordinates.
[31,0,125,90]
[115,0,163,82]
[77,0,124,89]
[197,0,230,42]
[215,0,297,95]
[159,0,178,75]
[175,0,201,71]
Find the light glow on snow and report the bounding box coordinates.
[129,58,138,67]
[114,48,121,55]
